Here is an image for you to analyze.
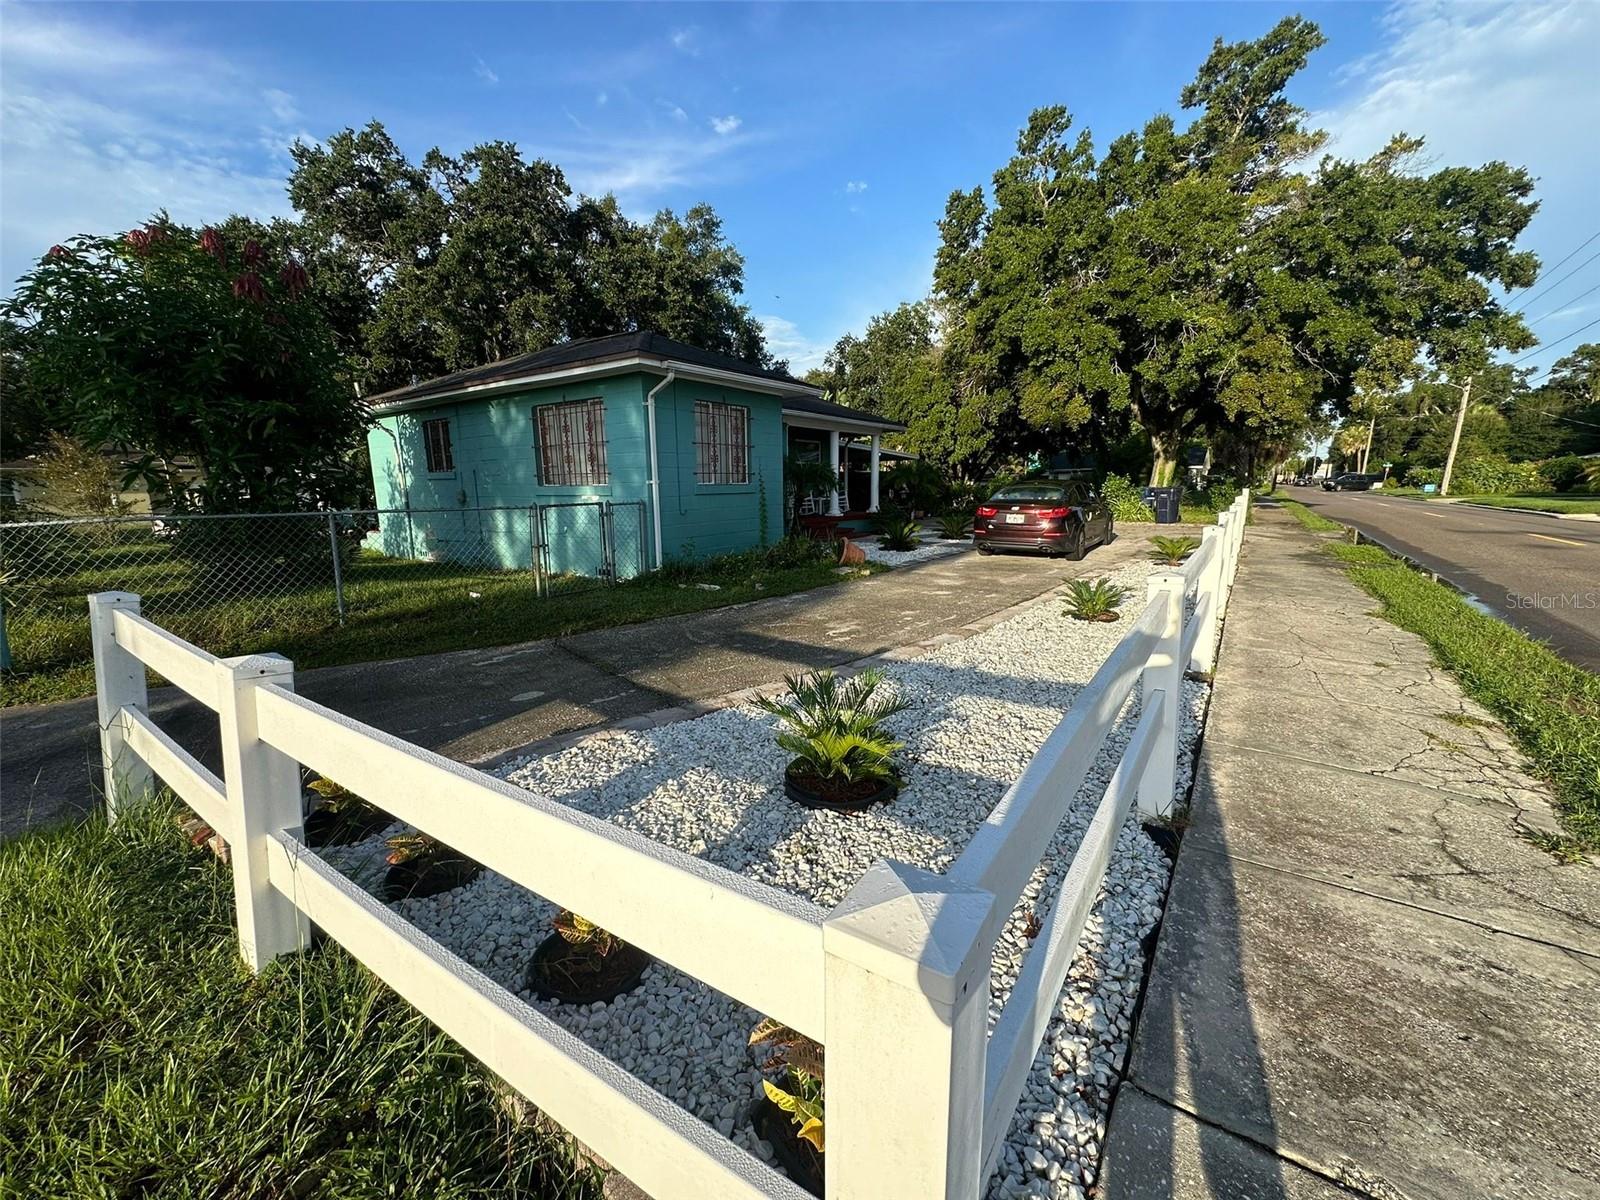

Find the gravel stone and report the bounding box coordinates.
[320,556,1205,1197]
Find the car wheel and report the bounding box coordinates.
[977,544,994,556]
[1104,518,1115,545]
[1066,526,1087,561]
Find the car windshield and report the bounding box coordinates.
[990,485,1067,503]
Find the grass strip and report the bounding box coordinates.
[1276,497,1343,533]
[0,797,601,1198]
[1322,540,1600,852]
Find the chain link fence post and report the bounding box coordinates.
[327,512,346,624]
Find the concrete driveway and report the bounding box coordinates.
[2,531,1171,837]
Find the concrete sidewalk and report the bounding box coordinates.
[2,532,1166,837]
[1103,507,1600,1200]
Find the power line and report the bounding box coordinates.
[1513,245,1600,316]
[1525,279,1600,329]
[1512,229,1600,306]
[1510,314,1600,365]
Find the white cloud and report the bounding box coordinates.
[1,7,298,288]
[1317,0,1600,371]
[757,314,831,373]
[710,114,742,136]
[596,90,609,106]
[655,98,688,123]
[845,180,868,194]
[473,57,499,85]
[670,28,699,55]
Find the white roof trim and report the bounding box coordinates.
[782,410,902,433]
[370,356,821,415]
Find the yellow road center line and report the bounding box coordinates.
[1528,532,1586,547]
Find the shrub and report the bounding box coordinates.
[936,509,974,539]
[33,433,123,516]
[878,517,922,551]
[1101,474,1155,522]
[1404,465,1442,488]
[1541,455,1591,493]
[755,668,910,788]
[1148,535,1201,565]
[750,1018,826,1152]
[1063,576,1129,622]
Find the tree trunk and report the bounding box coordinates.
[1148,434,1181,486]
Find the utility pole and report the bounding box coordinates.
[1439,374,1473,497]
[1359,414,1376,474]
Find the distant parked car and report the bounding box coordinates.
[974,482,1112,559]
[1322,473,1382,491]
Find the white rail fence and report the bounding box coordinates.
[90,493,1250,1200]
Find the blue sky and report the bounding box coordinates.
[3,1,1597,379]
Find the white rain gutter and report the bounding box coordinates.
[644,369,674,570]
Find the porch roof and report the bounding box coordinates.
[782,393,904,433]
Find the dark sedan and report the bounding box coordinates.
[974,483,1113,559]
[1322,473,1382,491]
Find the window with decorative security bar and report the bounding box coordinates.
[694,400,749,485]
[535,399,608,486]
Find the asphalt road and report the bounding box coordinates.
[1283,485,1600,671]
[1,530,1168,838]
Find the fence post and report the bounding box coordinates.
[216,653,309,971]
[601,501,617,582]
[326,513,346,624]
[1138,573,1185,819]
[87,591,152,820]
[1191,525,1225,675]
[823,861,993,1200]
[1216,510,1236,590]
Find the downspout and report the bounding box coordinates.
[645,369,675,570]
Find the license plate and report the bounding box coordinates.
[1004,513,1026,524]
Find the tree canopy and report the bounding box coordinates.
[3,219,368,511]
[286,122,774,392]
[823,16,1540,483]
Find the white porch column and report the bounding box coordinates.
[868,433,881,513]
[827,428,843,516]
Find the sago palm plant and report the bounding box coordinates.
[755,668,911,789]
[936,509,974,539]
[878,517,923,551]
[1148,535,1201,566]
[1063,576,1129,622]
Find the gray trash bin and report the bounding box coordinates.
[1142,486,1182,524]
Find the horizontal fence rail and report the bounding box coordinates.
[86,491,1251,1200]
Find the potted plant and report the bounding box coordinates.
[1148,534,1201,566]
[755,668,910,812]
[749,1018,825,1197]
[303,775,391,847]
[381,831,482,901]
[524,910,652,1005]
[1062,577,1129,622]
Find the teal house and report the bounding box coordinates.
[364,332,902,576]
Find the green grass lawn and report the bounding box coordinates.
[1322,540,1600,854]
[2,540,877,708]
[1429,494,1600,515]
[0,796,601,1198]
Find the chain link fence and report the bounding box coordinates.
[0,501,646,687]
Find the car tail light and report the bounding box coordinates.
[976,505,998,518]
[1041,506,1074,519]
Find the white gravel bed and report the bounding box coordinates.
[321,558,1205,1198]
[859,533,971,566]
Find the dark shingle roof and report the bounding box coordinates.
[368,331,810,409]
